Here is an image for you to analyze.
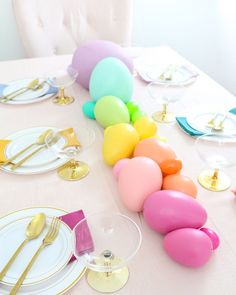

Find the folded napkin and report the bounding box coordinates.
[176,108,236,137]
[59,210,94,262]
[0,82,58,99]
[0,139,11,163]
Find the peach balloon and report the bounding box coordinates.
[163,174,198,198]
[134,138,176,165]
[118,157,163,212]
[113,158,130,180]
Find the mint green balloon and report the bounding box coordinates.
[82,101,96,119]
[94,96,130,128]
[89,57,133,103]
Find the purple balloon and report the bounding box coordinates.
[71,40,134,90]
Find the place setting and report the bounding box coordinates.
[176,105,236,137]
[0,207,87,294]
[138,63,199,86]
[0,78,58,105]
[0,208,142,294]
[0,124,95,180]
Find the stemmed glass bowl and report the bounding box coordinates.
[45,124,95,180]
[46,65,78,105]
[148,81,185,123]
[72,212,142,293]
[195,134,236,191]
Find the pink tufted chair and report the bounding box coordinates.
[12,0,133,58]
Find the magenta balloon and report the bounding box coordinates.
[200,228,220,250]
[143,190,207,234]
[163,228,213,268]
[71,40,134,89]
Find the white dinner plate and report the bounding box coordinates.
[0,207,86,294]
[0,127,67,175]
[186,111,236,135]
[2,79,56,105]
[138,64,198,85]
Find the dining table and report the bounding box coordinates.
[0,46,236,295]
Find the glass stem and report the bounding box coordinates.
[212,168,219,180]
[161,103,168,120]
[70,158,78,168]
[163,103,167,114]
[210,168,219,188]
[104,260,112,277]
[59,87,65,99]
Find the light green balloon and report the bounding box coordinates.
[131,109,146,123]
[89,57,133,103]
[94,96,130,128]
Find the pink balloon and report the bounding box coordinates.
[143,190,207,234]
[118,157,162,212]
[164,228,213,268]
[200,228,220,250]
[71,40,133,89]
[113,158,130,180]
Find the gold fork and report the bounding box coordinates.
[9,217,61,295]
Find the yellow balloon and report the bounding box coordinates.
[103,123,140,166]
[133,116,157,140]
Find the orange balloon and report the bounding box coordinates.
[134,138,176,165]
[160,159,183,176]
[163,174,198,198]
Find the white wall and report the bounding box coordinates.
[0,0,236,95]
[0,0,25,60]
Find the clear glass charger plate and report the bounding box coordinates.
[186,110,236,135]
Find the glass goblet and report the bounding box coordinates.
[46,65,78,105]
[147,81,184,123]
[72,212,142,293]
[195,134,236,191]
[45,125,95,180]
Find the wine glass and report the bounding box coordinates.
[148,81,185,123]
[45,124,95,180]
[72,212,142,293]
[46,65,78,105]
[195,134,236,191]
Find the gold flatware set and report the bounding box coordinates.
[0,214,61,294]
[0,128,81,171]
[0,79,46,103]
[159,65,177,81]
[206,112,228,131]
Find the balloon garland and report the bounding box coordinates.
[72,40,220,268]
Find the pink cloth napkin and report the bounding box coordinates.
[59,210,94,262]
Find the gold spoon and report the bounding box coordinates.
[2,129,53,166]
[0,213,46,281]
